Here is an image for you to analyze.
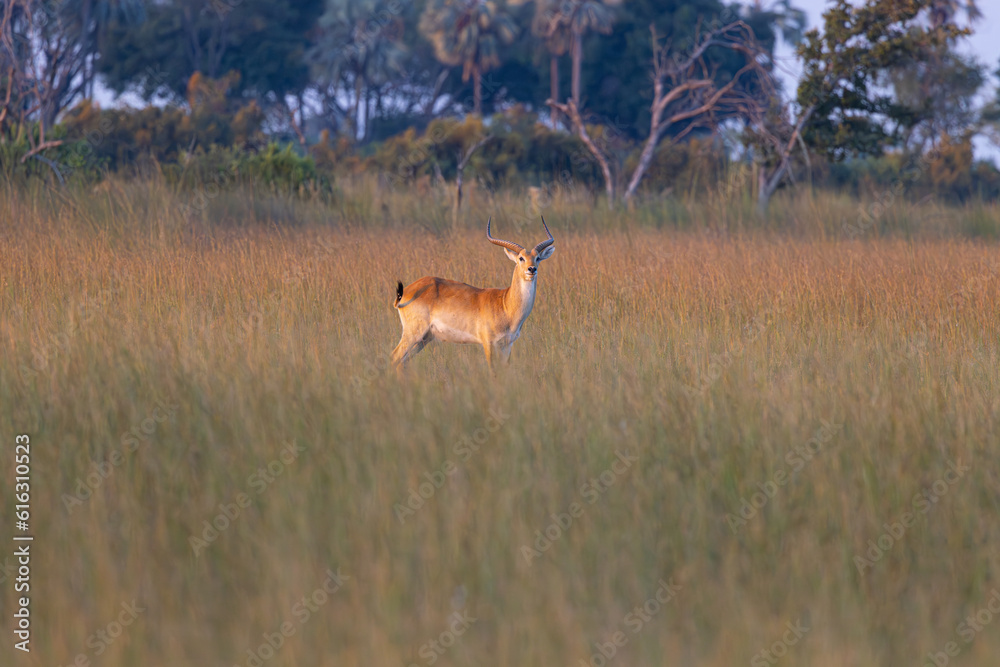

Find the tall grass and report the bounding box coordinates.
[1,181,999,666]
[6,174,998,239]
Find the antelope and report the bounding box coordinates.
[391,217,556,375]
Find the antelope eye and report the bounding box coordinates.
[519,257,524,262]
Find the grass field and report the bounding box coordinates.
[2,181,1000,666]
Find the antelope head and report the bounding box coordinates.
[487,216,556,283]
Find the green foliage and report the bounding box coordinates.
[307,0,412,138]
[927,134,974,197]
[419,0,519,111]
[797,0,968,161]
[162,143,330,196]
[419,0,518,79]
[3,0,994,208]
[15,80,328,196]
[887,47,985,152]
[580,0,779,139]
[624,136,728,196]
[97,0,324,101]
[0,121,100,184]
[824,138,999,203]
[365,109,603,188]
[58,75,267,174]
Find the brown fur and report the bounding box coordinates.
[391,222,555,375]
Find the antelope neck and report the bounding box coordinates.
[503,269,537,323]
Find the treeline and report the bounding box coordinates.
[1,0,998,207]
[11,92,995,203]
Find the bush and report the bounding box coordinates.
[364,108,604,190]
[625,136,728,196]
[162,143,330,196]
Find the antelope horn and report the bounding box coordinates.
[486,217,523,252]
[533,216,554,253]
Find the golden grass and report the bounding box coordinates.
[1,184,1000,666]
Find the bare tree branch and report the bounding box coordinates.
[624,21,773,203]
[453,134,494,225]
[753,103,816,214]
[20,140,63,163]
[546,97,615,208]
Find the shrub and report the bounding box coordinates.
[162,143,330,196]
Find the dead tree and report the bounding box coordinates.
[545,97,616,207]
[453,134,492,225]
[0,1,80,172]
[749,101,816,214]
[548,20,772,207]
[623,22,771,203]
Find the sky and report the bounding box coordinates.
[771,0,1000,162]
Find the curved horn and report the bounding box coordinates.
[486,217,523,253]
[533,216,555,253]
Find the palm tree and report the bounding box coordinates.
[531,0,571,126]
[419,0,518,115]
[309,0,407,139]
[544,0,620,109]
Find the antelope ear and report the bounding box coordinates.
[504,247,520,263]
[536,245,555,261]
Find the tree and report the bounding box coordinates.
[1,1,73,164]
[419,0,517,115]
[751,0,969,213]
[308,0,408,140]
[71,1,148,93]
[623,21,771,203]
[888,49,985,155]
[753,0,806,46]
[549,19,772,207]
[531,0,571,127]
[928,0,981,29]
[549,0,620,109]
[97,0,324,103]
[886,1,984,156]
[573,0,784,139]
[985,59,1000,136]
